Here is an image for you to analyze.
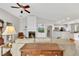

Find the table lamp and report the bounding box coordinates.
[2,25,16,47]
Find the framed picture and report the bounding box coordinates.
[37,24,44,33]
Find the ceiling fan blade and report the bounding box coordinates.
[23,5,30,8]
[16,3,22,7]
[11,6,20,8]
[24,9,30,13]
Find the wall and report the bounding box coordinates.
[19,18,26,33]
[0,8,20,32]
[27,15,36,32]
[37,17,55,24]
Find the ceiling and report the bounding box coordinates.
[0,3,79,23]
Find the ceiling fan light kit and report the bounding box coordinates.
[21,11,23,13]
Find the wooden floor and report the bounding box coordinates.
[20,43,64,56]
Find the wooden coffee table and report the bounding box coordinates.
[20,43,64,56]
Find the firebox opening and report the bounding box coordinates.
[28,32,35,38]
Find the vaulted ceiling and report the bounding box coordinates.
[0,3,79,23]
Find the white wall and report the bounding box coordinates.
[37,17,55,24]
[0,8,20,32]
[19,18,26,32]
[27,15,37,32]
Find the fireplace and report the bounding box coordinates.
[28,32,35,38]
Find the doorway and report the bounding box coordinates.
[47,25,52,39]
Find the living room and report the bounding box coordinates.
[0,3,79,56]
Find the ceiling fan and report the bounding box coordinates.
[11,3,30,13]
